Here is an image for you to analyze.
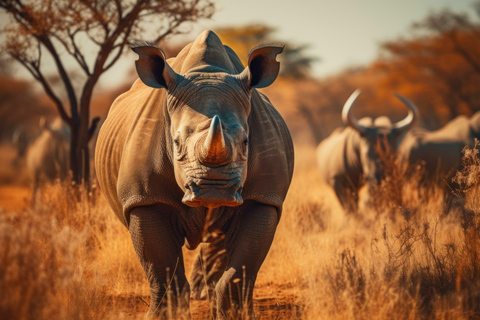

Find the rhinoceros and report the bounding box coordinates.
[398,111,480,185]
[26,117,70,203]
[316,90,418,211]
[95,30,294,318]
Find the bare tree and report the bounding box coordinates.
[0,0,214,184]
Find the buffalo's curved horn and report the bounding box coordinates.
[200,115,229,165]
[392,93,419,134]
[342,89,369,133]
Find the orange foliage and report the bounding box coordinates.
[286,6,480,145]
[374,8,480,126]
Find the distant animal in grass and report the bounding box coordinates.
[398,111,480,187]
[26,117,70,203]
[26,116,101,203]
[316,90,418,211]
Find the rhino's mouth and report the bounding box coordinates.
[182,176,243,208]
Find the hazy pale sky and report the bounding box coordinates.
[6,0,477,89]
[190,0,475,77]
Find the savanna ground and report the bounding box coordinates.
[1,142,480,320]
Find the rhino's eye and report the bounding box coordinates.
[173,131,180,148]
[240,133,249,160]
[173,133,186,161]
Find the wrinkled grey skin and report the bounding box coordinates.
[95,31,294,319]
[316,90,418,211]
[398,111,480,185]
[26,117,70,203]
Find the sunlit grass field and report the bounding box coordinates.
[1,143,479,319]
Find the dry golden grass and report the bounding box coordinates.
[1,143,480,319]
[0,180,149,319]
[0,144,29,186]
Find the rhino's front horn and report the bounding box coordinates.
[199,115,230,167]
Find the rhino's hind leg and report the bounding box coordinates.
[215,201,278,319]
[129,205,189,317]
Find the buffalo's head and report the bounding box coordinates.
[132,39,283,208]
[342,89,419,184]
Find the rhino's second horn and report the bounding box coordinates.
[199,115,230,166]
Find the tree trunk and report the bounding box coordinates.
[69,130,91,185]
[68,114,91,185]
[81,141,90,185]
[76,76,99,186]
[69,122,81,184]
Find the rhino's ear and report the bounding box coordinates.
[240,44,284,89]
[131,45,178,90]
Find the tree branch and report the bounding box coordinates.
[12,56,71,126]
[102,24,133,72]
[39,36,79,122]
[69,30,91,75]
[152,19,184,44]
[88,116,101,142]
[4,3,80,122]
[51,30,91,76]
[113,0,123,21]
[102,40,126,72]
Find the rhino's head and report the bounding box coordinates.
[343,89,419,184]
[132,32,283,208]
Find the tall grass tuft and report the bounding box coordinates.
[0,180,148,320]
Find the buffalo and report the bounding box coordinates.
[398,111,480,186]
[317,90,418,211]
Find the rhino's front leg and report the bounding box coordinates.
[129,205,189,318]
[190,232,227,301]
[216,201,278,319]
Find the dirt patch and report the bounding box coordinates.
[106,283,303,319]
